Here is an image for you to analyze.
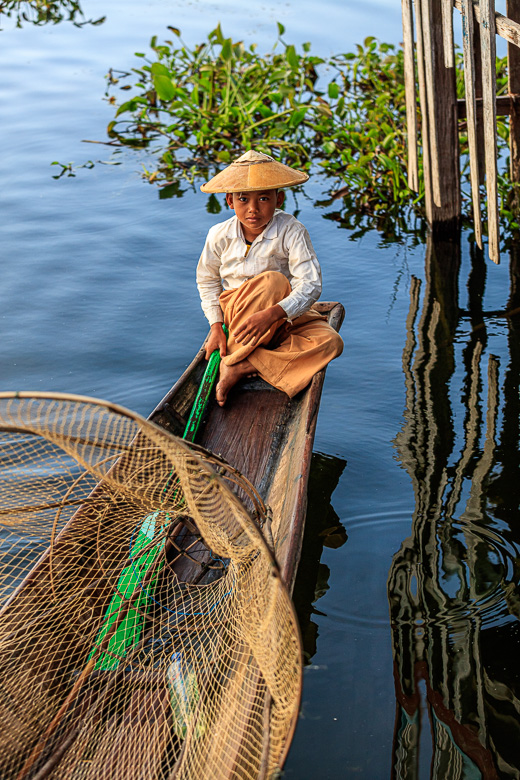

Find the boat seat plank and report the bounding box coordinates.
[82,689,171,780]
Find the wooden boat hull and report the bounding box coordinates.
[150,301,345,590]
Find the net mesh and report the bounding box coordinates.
[0,393,302,780]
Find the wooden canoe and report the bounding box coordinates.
[0,300,344,780]
[149,300,345,591]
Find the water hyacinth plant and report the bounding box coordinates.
[0,0,105,28]
[105,24,323,183]
[78,26,519,241]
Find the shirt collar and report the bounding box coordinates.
[226,211,281,242]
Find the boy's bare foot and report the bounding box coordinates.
[216,359,255,406]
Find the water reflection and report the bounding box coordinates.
[0,0,105,28]
[292,451,347,662]
[389,234,520,778]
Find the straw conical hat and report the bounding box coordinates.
[200,150,309,193]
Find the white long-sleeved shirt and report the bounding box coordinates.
[196,210,322,325]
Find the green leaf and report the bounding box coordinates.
[153,74,176,102]
[212,24,225,45]
[328,82,340,99]
[277,22,285,36]
[220,39,233,61]
[151,62,171,77]
[286,45,299,69]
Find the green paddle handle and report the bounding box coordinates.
[183,325,228,443]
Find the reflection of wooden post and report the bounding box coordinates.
[507,0,520,208]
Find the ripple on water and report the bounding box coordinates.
[331,510,520,635]
[388,512,520,634]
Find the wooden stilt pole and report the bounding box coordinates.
[462,0,484,247]
[473,21,487,185]
[414,0,434,221]
[442,0,455,68]
[402,0,419,192]
[430,0,461,228]
[480,0,500,263]
[507,0,520,211]
[420,0,443,207]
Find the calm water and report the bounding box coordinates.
[2,1,520,777]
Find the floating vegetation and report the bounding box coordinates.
[104,24,323,180]
[0,0,105,28]
[61,25,517,243]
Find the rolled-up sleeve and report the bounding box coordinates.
[278,224,322,319]
[196,228,224,325]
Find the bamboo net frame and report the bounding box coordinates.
[0,392,302,780]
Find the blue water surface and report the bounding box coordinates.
[2,1,520,777]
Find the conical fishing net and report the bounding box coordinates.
[0,392,302,780]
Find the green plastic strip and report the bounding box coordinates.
[89,324,228,671]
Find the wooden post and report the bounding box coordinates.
[420,0,443,207]
[414,0,434,221]
[402,0,419,191]
[432,0,461,227]
[462,0,484,247]
[480,0,500,263]
[422,0,461,229]
[473,21,486,184]
[507,0,520,209]
[442,0,455,67]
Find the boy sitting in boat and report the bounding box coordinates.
[197,150,343,407]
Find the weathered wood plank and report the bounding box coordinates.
[431,0,462,225]
[402,0,419,191]
[420,0,442,207]
[480,0,500,263]
[414,0,434,221]
[454,0,520,47]
[443,0,455,67]
[507,0,520,192]
[462,0,483,247]
[457,93,518,117]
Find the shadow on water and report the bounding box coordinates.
[389,233,520,779]
[292,451,347,663]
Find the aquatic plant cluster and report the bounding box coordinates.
[103,25,515,240]
[0,0,104,27]
[106,27,414,223]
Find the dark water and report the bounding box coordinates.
[2,1,520,777]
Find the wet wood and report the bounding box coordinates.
[462,0,483,247]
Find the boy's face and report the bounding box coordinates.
[226,189,285,241]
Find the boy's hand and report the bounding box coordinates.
[234,304,285,346]
[205,323,227,360]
